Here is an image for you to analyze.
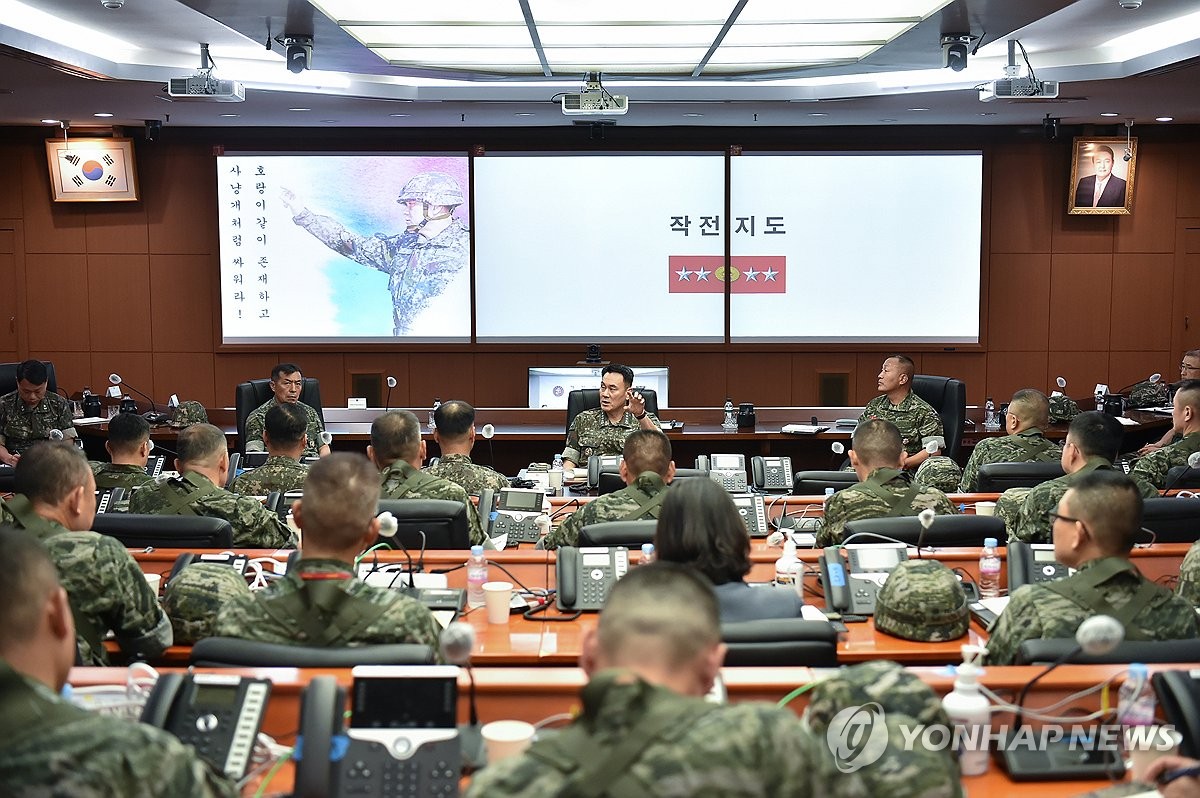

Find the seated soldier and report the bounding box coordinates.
[0,360,76,466]
[90,411,156,511]
[465,563,819,797]
[230,403,309,495]
[958,389,1061,492]
[214,453,443,653]
[424,400,509,494]
[130,423,296,549]
[0,442,170,665]
[1130,379,1200,489]
[541,429,674,551]
[819,419,957,547]
[0,527,235,797]
[1137,349,1200,455]
[368,410,489,548]
[244,362,330,458]
[561,364,661,471]
[1004,411,1157,543]
[987,471,1198,665]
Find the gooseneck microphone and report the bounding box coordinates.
[384,376,397,411]
[440,622,484,769]
[1012,615,1124,729]
[915,508,936,559]
[1116,372,1163,395]
[109,373,159,414]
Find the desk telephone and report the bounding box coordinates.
[140,672,271,780]
[751,456,793,492]
[557,546,629,610]
[489,487,546,544]
[295,667,461,798]
[95,487,125,514]
[819,543,908,615]
[587,455,623,488]
[1007,541,1072,591]
[696,454,749,492]
[145,454,165,478]
[730,493,769,537]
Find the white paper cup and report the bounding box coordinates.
[482,720,536,763]
[1126,725,1183,781]
[548,469,564,489]
[144,572,162,595]
[974,501,997,517]
[483,581,514,624]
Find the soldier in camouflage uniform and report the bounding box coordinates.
[543,429,674,551]
[161,563,252,644]
[988,471,1199,665]
[562,364,662,469]
[424,400,510,494]
[214,454,444,653]
[466,563,821,798]
[0,527,236,798]
[1007,412,1157,543]
[859,355,962,492]
[820,419,957,547]
[958,389,1061,492]
[1130,379,1200,489]
[282,172,470,335]
[0,360,75,465]
[89,411,156,511]
[231,402,309,495]
[1138,350,1200,455]
[369,410,489,547]
[243,363,329,459]
[130,423,297,549]
[1176,539,1200,607]
[1,442,170,665]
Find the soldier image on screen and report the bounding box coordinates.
[281,171,470,335]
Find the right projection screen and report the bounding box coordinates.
[729,152,983,343]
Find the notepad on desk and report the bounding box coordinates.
[782,424,828,435]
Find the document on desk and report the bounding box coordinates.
[782,424,829,434]
[1115,416,1140,426]
[801,605,830,622]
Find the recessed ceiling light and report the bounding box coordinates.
[683,112,703,117]
[1156,116,1174,122]
[389,113,411,118]
[41,119,60,124]
[808,112,828,117]
[513,112,535,117]
[978,112,996,117]
[1100,112,1120,117]
[907,107,930,111]
[93,112,113,118]
[321,119,338,123]
[288,107,311,112]
[219,113,240,118]
[880,118,897,122]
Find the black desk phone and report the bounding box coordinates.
[557,546,629,610]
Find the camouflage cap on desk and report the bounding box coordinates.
[1128,379,1170,409]
[1048,394,1081,423]
[873,560,969,643]
[169,401,209,428]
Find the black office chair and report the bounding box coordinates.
[596,468,707,495]
[1165,465,1200,490]
[911,375,967,461]
[565,388,659,436]
[721,619,838,667]
[376,498,471,549]
[1153,670,1200,758]
[578,519,658,547]
[791,470,859,496]
[91,513,234,548]
[1141,496,1200,544]
[190,637,435,667]
[0,464,14,493]
[1016,637,1200,666]
[234,377,324,454]
[0,360,57,396]
[976,461,1066,492]
[842,515,1005,547]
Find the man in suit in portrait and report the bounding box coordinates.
[1074,144,1127,208]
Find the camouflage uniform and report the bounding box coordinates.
[958,428,1062,492]
[0,661,237,798]
[213,557,444,656]
[243,398,326,459]
[0,494,170,665]
[995,486,1033,533]
[986,556,1199,665]
[424,452,509,495]
[291,209,470,335]
[562,408,662,465]
[0,391,73,455]
[542,472,669,551]
[379,459,489,547]
[130,471,297,549]
[818,468,957,548]
[1130,430,1200,489]
[859,392,962,492]
[161,563,253,644]
[1007,458,1158,543]
[873,560,969,642]
[230,455,309,495]
[90,461,155,512]
[1178,540,1200,607]
[465,670,819,798]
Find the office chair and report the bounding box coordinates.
[376,498,471,549]
[190,637,435,667]
[0,360,57,396]
[976,461,1066,492]
[1165,465,1200,491]
[910,375,967,461]
[596,467,706,496]
[721,619,838,667]
[564,388,659,436]
[578,519,658,547]
[791,470,859,496]
[1153,670,1200,758]
[1140,496,1200,544]
[234,377,324,454]
[1016,638,1200,666]
[0,464,13,493]
[90,513,234,548]
[842,515,1005,548]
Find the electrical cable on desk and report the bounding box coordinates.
[488,561,551,600]
[533,712,575,731]
[977,670,1125,724]
[549,498,580,520]
[801,563,826,600]
[951,567,980,596]
[524,599,579,622]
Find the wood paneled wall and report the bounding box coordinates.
[1,126,1198,411]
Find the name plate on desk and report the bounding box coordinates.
[347,397,367,409]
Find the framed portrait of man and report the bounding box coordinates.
[1068,136,1136,215]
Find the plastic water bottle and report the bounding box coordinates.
[466,545,487,608]
[429,398,441,431]
[942,646,990,776]
[984,397,998,431]
[722,398,737,430]
[640,543,656,565]
[550,454,565,494]
[1119,663,1157,728]
[979,537,1001,599]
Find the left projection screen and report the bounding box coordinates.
[217,154,471,343]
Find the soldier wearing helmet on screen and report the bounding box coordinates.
[281,171,470,335]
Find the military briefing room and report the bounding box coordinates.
[5,0,1200,795]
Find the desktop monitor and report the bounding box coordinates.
[528,366,669,409]
[377,499,471,550]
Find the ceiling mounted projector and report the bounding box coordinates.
[561,72,629,116]
[167,74,245,102]
[979,39,1059,102]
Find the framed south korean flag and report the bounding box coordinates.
[45,137,140,202]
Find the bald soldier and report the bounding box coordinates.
[1130,379,1200,489]
[958,389,1061,492]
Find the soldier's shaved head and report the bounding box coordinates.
[852,419,904,469]
[1008,389,1051,429]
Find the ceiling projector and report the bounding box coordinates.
[166,73,246,102]
[561,72,629,116]
[979,77,1059,101]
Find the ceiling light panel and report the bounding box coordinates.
[536,24,724,47]
[527,0,738,24]
[720,22,910,46]
[343,25,535,48]
[374,47,544,66]
[735,0,952,22]
[311,0,525,24]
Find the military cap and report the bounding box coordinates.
[1048,394,1081,423]
[873,560,969,643]
[1128,378,1170,409]
[161,563,251,643]
[169,400,209,429]
[396,172,464,207]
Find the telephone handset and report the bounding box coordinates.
[556,546,629,610]
[95,486,125,514]
[820,548,852,613]
[146,454,166,478]
[751,456,794,492]
[1007,541,1072,592]
[819,544,908,615]
[140,672,271,780]
[587,455,622,488]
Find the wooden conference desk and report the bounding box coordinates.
[69,662,1184,797]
